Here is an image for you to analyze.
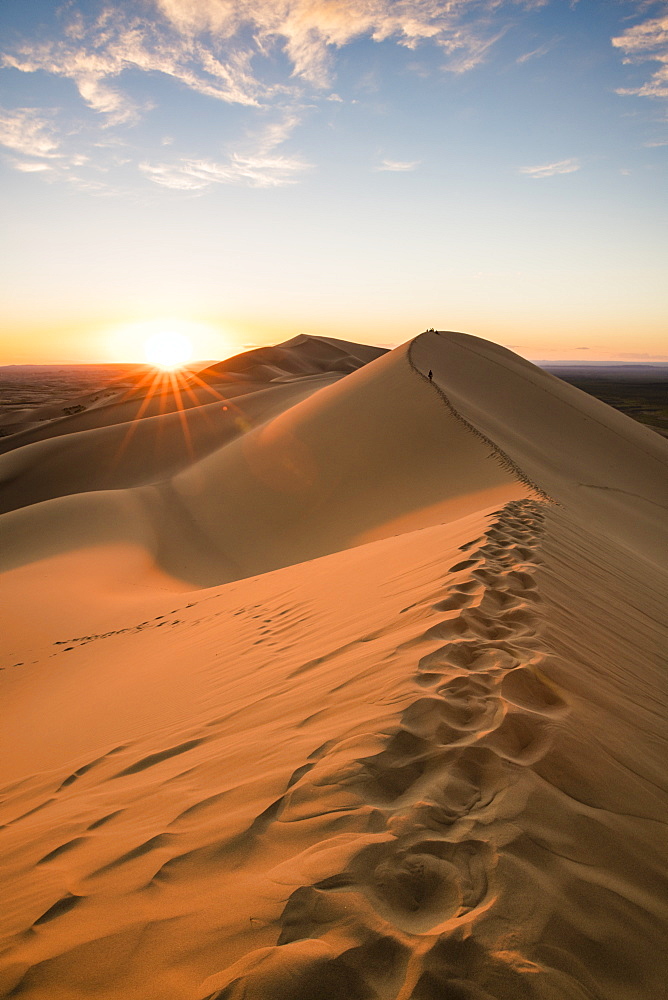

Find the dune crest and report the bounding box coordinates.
[0,332,666,999]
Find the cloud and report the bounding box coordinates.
[441,28,509,74]
[153,0,514,86]
[0,107,60,158]
[612,14,668,99]
[374,158,420,172]
[140,150,311,190]
[11,159,54,173]
[2,0,529,128]
[1,9,265,127]
[519,157,581,178]
[138,111,311,190]
[516,40,554,64]
[0,0,547,193]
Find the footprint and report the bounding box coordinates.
[90,834,171,876]
[33,893,82,926]
[432,594,473,613]
[458,537,483,552]
[415,671,445,687]
[451,581,480,595]
[57,757,104,791]
[501,667,567,716]
[420,642,517,673]
[448,559,479,573]
[88,810,123,830]
[483,712,553,765]
[399,698,473,744]
[477,589,522,613]
[112,738,204,778]
[37,838,87,864]
[425,617,472,641]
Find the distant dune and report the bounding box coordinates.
[1,331,666,1000]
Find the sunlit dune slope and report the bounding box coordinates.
[412,331,667,562]
[198,334,387,382]
[0,337,521,584]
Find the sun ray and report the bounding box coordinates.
[168,369,194,459]
[111,368,172,468]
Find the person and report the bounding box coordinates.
[428,370,433,381]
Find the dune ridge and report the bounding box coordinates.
[406,338,551,501]
[0,331,666,999]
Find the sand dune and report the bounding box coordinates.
[0,336,383,456]
[0,331,666,1000]
[0,377,340,515]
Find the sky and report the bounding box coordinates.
[0,0,666,364]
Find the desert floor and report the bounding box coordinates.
[1,331,666,1000]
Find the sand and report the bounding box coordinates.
[0,331,666,1000]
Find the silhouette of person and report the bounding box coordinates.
[428,370,433,381]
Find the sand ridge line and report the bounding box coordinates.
[406,334,553,503]
[195,498,570,1000]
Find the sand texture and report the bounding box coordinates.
[0,331,666,1000]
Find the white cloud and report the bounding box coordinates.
[1,10,265,126]
[520,157,581,178]
[11,159,54,173]
[0,107,60,157]
[140,149,311,190]
[374,158,421,171]
[612,14,668,99]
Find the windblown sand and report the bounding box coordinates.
[0,332,666,1000]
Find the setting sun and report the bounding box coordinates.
[143,330,192,370]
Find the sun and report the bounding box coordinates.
[143,330,193,370]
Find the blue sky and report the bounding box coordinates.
[0,0,666,362]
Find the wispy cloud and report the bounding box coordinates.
[612,13,668,99]
[374,158,421,172]
[140,151,310,189]
[11,159,54,173]
[520,157,581,178]
[1,11,264,124]
[441,28,509,75]
[516,40,556,64]
[141,114,311,189]
[0,107,61,158]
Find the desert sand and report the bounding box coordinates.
[0,330,666,1000]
